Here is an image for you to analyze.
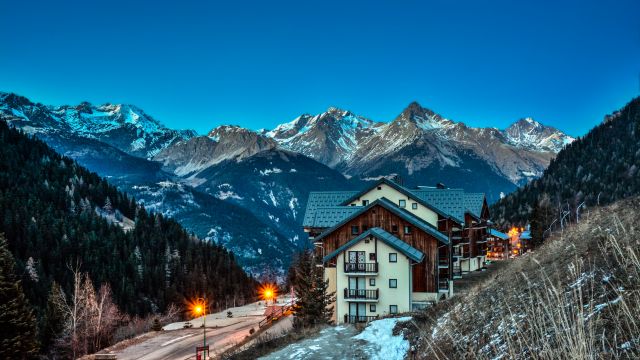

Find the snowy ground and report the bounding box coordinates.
[259,317,412,360]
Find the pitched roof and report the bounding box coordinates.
[323,227,424,263]
[303,206,360,228]
[339,178,461,223]
[463,193,486,218]
[489,228,509,240]
[314,197,449,244]
[411,187,466,223]
[303,191,358,227]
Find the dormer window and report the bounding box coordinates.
[362,200,369,206]
[399,200,406,208]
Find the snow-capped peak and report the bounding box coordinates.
[503,117,574,152]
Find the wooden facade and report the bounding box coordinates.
[319,204,442,293]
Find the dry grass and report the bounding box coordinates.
[402,198,640,360]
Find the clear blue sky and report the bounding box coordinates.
[1,0,638,136]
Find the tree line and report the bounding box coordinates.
[0,121,258,357]
[490,96,640,246]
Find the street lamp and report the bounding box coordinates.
[259,283,278,305]
[190,297,208,359]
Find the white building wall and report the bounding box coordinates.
[333,237,412,323]
[348,184,439,227]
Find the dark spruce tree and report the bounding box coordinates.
[491,97,640,240]
[288,251,335,328]
[0,120,258,354]
[0,234,39,359]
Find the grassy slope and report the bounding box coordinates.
[401,198,640,359]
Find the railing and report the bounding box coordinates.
[438,278,450,291]
[344,314,380,324]
[258,304,292,328]
[344,288,379,300]
[438,257,449,266]
[344,262,378,273]
[453,265,462,278]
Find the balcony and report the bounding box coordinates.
[438,257,449,269]
[438,278,450,292]
[344,262,378,274]
[453,265,462,279]
[344,315,380,324]
[344,288,379,301]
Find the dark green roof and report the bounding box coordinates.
[314,197,449,244]
[303,206,360,228]
[463,193,486,218]
[303,191,358,227]
[323,227,424,263]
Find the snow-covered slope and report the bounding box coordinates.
[154,125,277,177]
[265,101,574,195]
[0,92,196,159]
[263,107,385,167]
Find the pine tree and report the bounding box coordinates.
[0,234,39,358]
[290,251,335,328]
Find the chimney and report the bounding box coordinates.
[436,182,446,189]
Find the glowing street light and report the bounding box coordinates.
[259,283,277,304]
[188,297,208,359]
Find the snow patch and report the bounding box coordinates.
[353,317,412,360]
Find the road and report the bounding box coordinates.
[113,315,263,360]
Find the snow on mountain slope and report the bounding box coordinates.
[263,107,385,167]
[0,92,196,159]
[266,101,574,191]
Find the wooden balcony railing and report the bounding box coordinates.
[344,288,379,300]
[344,315,380,324]
[344,262,378,273]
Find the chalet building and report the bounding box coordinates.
[303,178,491,324]
[487,228,510,260]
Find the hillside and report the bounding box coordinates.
[0,120,256,320]
[402,197,640,359]
[491,97,640,229]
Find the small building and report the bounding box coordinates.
[303,178,493,324]
[487,228,510,260]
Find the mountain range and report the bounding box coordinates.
[0,92,573,273]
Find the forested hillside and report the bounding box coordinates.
[0,120,256,326]
[491,97,640,234]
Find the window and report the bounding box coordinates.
[369,253,376,261]
[391,225,398,233]
[351,226,359,235]
[389,253,397,262]
[377,186,382,190]
[369,278,376,286]
[390,305,398,314]
[362,224,369,231]
[350,204,356,206]
[398,199,406,208]
[389,279,397,288]
[404,225,412,234]
[412,202,418,210]
[370,304,377,312]
[362,200,369,206]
